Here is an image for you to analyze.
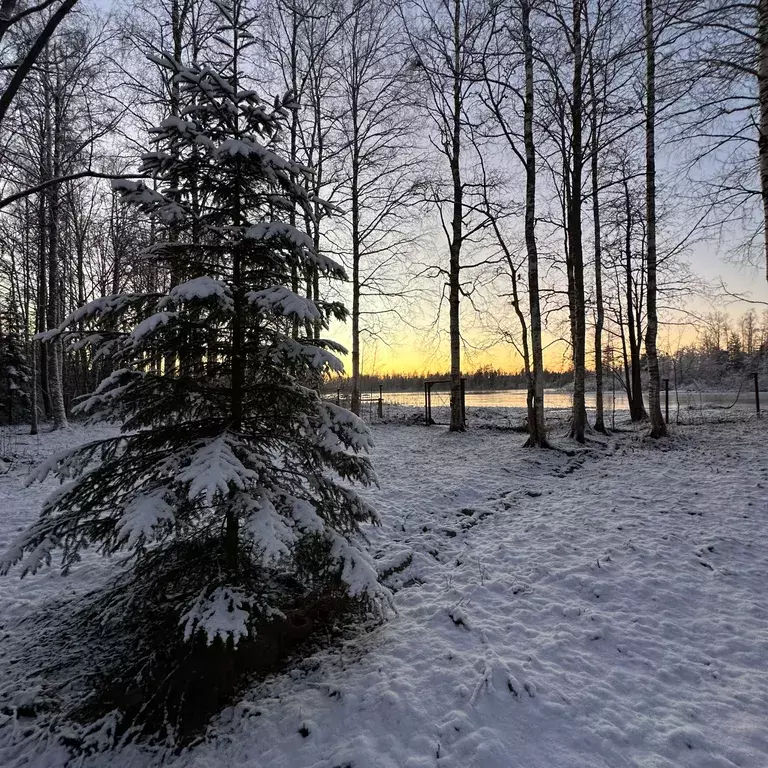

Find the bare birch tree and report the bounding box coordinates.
[645,0,667,436]
[332,0,417,415]
[401,0,493,432]
[0,0,79,128]
[479,0,548,445]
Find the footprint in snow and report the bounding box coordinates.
[469,655,536,704]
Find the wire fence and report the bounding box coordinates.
[0,381,758,462]
[661,384,762,426]
[324,378,764,429]
[0,425,46,472]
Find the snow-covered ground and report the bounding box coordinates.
[1,413,767,767]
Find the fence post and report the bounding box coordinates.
[663,378,669,424]
[378,385,383,418]
[612,377,616,431]
[755,371,761,417]
[336,388,340,406]
[460,378,466,427]
[424,381,429,426]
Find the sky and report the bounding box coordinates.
[85,0,768,377]
[330,238,768,377]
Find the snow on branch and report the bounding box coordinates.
[246,286,321,321]
[36,294,155,342]
[276,338,345,373]
[181,587,251,646]
[244,221,314,250]
[320,402,375,453]
[217,138,290,171]
[243,494,294,564]
[127,311,177,346]
[74,369,143,417]
[330,534,391,607]
[177,435,258,505]
[116,491,175,549]
[163,276,234,310]
[112,179,186,223]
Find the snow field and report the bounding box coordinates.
[1,416,767,767]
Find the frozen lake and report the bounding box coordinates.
[371,387,761,413]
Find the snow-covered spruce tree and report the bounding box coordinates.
[0,305,31,426]
[0,333,31,425]
[1,0,387,737]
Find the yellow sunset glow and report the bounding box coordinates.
[330,315,708,377]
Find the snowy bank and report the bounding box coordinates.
[1,419,767,767]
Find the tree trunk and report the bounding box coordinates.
[592,174,606,433]
[21,197,37,435]
[623,178,647,421]
[449,0,464,432]
[588,30,606,434]
[37,190,51,420]
[289,11,301,342]
[759,0,768,280]
[308,89,324,344]
[351,266,361,416]
[0,0,78,129]
[644,0,666,437]
[226,23,245,574]
[568,0,587,442]
[36,82,52,421]
[522,0,547,447]
[615,291,632,407]
[29,339,38,435]
[163,0,187,379]
[350,57,362,417]
[350,188,361,416]
[77,210,87,396]
[46,69,68,430]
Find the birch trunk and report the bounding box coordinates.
[349,23,362,417]
[568,0,587,442]
[163,0,187,378]
[759,0,768,280]
[644,0,666,437]
[449,0,464,432]
[621,177,646,421]
[522,0,547,447]
[350,94,362,416]
[47,67,68,430]
[588,36,606,433]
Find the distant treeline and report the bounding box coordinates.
[323,341,768,399]
[326,367,573,393]
[668,346,768,390]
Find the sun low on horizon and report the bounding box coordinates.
[329,294,750,378]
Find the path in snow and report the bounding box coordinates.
[1,418,767,767]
